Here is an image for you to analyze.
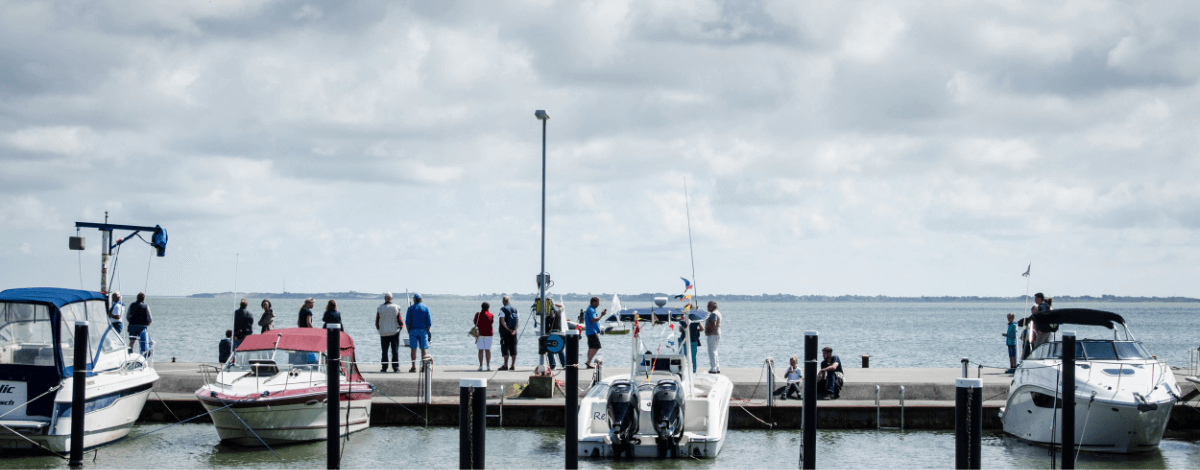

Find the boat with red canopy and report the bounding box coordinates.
[194,327,374,446]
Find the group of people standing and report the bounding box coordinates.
[1002,292,1053,373]
[105,291,153,354]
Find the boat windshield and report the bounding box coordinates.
[0,302,55,366]
[1029,340,1153,361]
[229,349,324,371]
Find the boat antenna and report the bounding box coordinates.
[234,253,239,304]
[684,178,698,309]
[1022,263,1032,352]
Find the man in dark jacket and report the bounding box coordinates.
[233,299,254,349]
[218,329,234,363]
[126,292,153,355]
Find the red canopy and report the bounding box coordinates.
[235,327,356,354]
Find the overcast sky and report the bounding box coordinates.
[2,1,1198,298]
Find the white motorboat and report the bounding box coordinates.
[0,288,158,453]
[1000,308,1182,453]
[577,299,732,459]
[195,327,374,446]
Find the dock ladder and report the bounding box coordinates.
[875,385,905,430]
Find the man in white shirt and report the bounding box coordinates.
[108,291,124,334]
[376,293,404,373]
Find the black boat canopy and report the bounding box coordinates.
[1016,308,1126,330]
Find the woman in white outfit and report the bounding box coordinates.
[704,301,722,373]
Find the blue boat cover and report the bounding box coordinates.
[0,287,107,307]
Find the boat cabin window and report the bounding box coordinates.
[0,302,55,366]
[1030,341,1084,360]
[1029,340,1150,361]
[230,349,332,373]
[58,300,124,364]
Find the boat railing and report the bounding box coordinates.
[1189,347,1200,376]
[876,385,905,430]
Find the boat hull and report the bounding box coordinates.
[1001,385,1174,453]
[0,373,156,453]
[198,390,372,446]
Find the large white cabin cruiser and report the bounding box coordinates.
[0,288,158,453]
[195,328,374,446]
[1000,308,1181,453]
[577,301,732,459]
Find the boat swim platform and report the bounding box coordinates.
[144,362,1200,430]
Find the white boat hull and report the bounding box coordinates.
[1001,384,1174,453]
[199,393,371,446]
[0,370,157,453]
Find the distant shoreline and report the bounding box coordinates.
[183,292,1200,303]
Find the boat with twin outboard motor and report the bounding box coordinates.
[577,298,732,459]
[1000,308,1182,453]
[0,287,158,453]
[194,327,374,446]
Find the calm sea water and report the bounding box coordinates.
[145,297,1199,370]
[4,425,1200,469]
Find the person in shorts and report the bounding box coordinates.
[406,293,432,372]
[474,302,494,371]
[584,296,605,368]
[499,296,519,370]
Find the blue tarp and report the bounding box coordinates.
[0,287,107,307]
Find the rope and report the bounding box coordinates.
[151,389,181,422]
[1074,392,1095,466]
[119,402,235,443]
[372,386,428,425]
[0,384,61,420]
[731,400,774,428]
[0,421,68,459]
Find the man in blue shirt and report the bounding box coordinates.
[499,296,520,371]
[406,293,432,372]
[1003,313,1017,373]
[584,296,605,368]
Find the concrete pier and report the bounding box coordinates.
[145,362,1199,430]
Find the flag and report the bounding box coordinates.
[1022,264,1031,277]
[681,277,693,290]
[674,294,692,300]
[682,303,692,313]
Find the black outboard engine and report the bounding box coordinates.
[606,380,639,458]
[651,379,685,458]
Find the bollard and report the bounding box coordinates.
[766,358,775,409]
[69,321,87,467]
[565,331,579,469]
[862,355,870,368]
[954,378,982,469]
[422,356,433,404]
[1062,331,1076,469]
[327,324,341,470]
[961,357,969,378]
[801,331,817,470]
[460,378,487,469]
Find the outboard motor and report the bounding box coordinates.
[651,379,685,457]
[606,380,639,458]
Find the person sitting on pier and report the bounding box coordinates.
[783,356,802,400]
[817,346,843,399]
[218,329,233,364]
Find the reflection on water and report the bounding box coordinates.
[4,426,1199,469]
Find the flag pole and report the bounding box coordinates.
[1022,263,1032,351]
[684,178,698,309]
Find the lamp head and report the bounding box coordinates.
[535,110,550,120]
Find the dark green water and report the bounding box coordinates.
[5,425,1199,469]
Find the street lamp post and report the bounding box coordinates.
[535,109,549,369]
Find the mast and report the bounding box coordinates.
[684,179,698,308]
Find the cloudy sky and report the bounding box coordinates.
[2,1,1198,298]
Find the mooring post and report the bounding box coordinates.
[801,331,817,470]
[459,382,470,469]
[327,323,341,470]
[766,357,775,410]
[565,331,579,469]
[969,379,982,469]
[961,357,969,378]
[473,379,486,470]
[422,356,433,404]
[459,378,487,469]
[69,321,87,467]
[954,377,982,469]
[1062,331,1076,469]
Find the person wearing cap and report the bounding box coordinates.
[108,292,124,334]
[405,293,432,372]
[376,293,404,373]
[126,292,153,355]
